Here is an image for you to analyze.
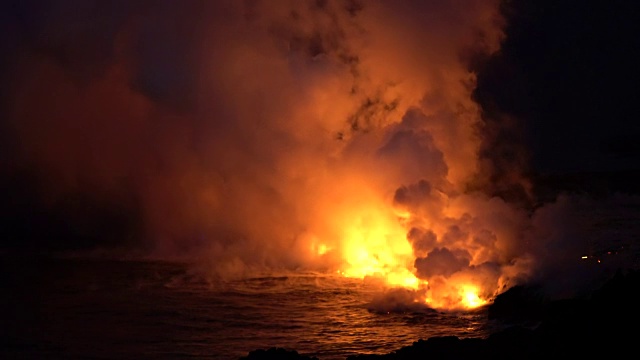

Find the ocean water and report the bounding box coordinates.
[1,256,505,360]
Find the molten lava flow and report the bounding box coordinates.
[421,281,491,310]
[300,170,506,311]
[312,174,520,311]
[317,190,495,310]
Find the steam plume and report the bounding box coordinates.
[4,0,628,309]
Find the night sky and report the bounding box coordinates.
[474,0,640,174]
[1,0,639,256]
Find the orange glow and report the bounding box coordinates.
[337,203,424,290]
[317,243,329,255]
[5,0,533,315]
[461,286,486,308]
[421,282,490,310]
[298,172,508,310]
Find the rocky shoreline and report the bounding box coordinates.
[241,268,640,360]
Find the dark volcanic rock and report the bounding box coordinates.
[487,284,545,324]
[346,337,488,360]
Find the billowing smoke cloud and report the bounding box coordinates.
[3,0,633,309]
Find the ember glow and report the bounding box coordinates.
[4,0,542,310]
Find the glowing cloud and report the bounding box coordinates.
[4,0,549,310]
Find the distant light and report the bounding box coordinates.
[581,256,588,259]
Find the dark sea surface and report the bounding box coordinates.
[1,256,505,360]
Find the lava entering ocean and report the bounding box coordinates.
[4,0,541,311]
[292,151,528,310]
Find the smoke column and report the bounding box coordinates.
[4,0,616,309]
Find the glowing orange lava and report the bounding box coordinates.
[311,186,495,311]
[318,194,492,310]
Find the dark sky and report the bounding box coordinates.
[1,0,639,254]
[474,0,640,175]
